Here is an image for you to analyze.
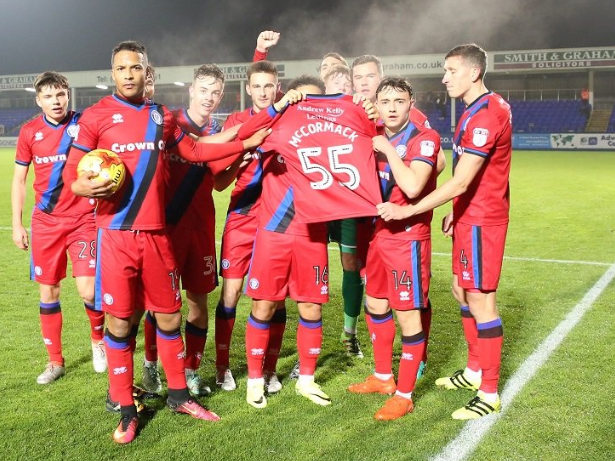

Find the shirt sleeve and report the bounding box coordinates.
[15,125,32,166]
[461,109,501,158]
[410,130,440,167]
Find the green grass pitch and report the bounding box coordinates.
[0,147,613,461]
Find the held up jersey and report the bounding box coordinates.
[452,92,512,226]
[376,121,440,240]
[16,111,94,216]
[241,94,381,224]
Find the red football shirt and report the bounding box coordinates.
[452,92,512,226]
[16,111,94,216]
[241,94,380,224]
[376,121,440,240]
[165,109,221,227]
[224,108,263,217]
[64,94,244,230]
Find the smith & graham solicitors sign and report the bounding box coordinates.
[494,48,615,70]
[0,75,37,90]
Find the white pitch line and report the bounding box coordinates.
[1,227,609,267]
[432,252,611,267]
[431,261,615,461]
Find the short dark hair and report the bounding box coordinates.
[286,74,325,93]
[445,43,488,79]
[111,40,148,66]
[320,52,348,69]
[33,71,69,93]
[376,76,414,100]
[194,64,225,84]
[247,60,278,80]
[351,54,383,76]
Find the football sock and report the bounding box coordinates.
[184,321,207,370]
[420,300,432,363]
[297,316,323,376]
[342,270,363,335]
[105,329,133,406]
[297,374,315,385]
[168,387,190,404]
[397,331,426,394]
[365,308,395,375]
[39,301,63,364]
[477,318,504,394]
[460,305,480,372]
[395,390,412,400]
[215,302,236,369]
[143,311,158,362]
[128,324,139,354]
[464,367,482,381]
[375,372,393,381]
[245,313,270,379]
[263,307,286,374]
[156,325,186,390]
[478,390,499,404]
[84,302,104,342]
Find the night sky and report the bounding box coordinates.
[1,0,613,75]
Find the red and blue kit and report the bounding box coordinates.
[16,111,93,216]
[366,121,440,310]
[240,95,381,224]
[245,148,329,302]
[166,109,221,293]
[451,92,512,291]
[219,108,263,279]
[64,94,244,314]
[66,94,244,231]
[16,111,96,283]
[237,104,333,302]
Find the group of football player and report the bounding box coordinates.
[12,30,512,444]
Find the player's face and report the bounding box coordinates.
[377,87,411,134]
[189,76,224,120]
[111,50,147,103]
[246,72,278,112]
[352,62,382,102]
[325,73,352,95]
[319,56,345,79]
[442,56,474,102]
[36,85,69,124]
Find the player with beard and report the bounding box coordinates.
[64,40,268,444]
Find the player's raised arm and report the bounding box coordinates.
[254,30,280,60]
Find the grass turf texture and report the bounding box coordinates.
[0,148,613,461]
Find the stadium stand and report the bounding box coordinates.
[0,108,39,135]
[607,107,615,133]
[417,99,590,135]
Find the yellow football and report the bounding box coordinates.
[77,148,126,194]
